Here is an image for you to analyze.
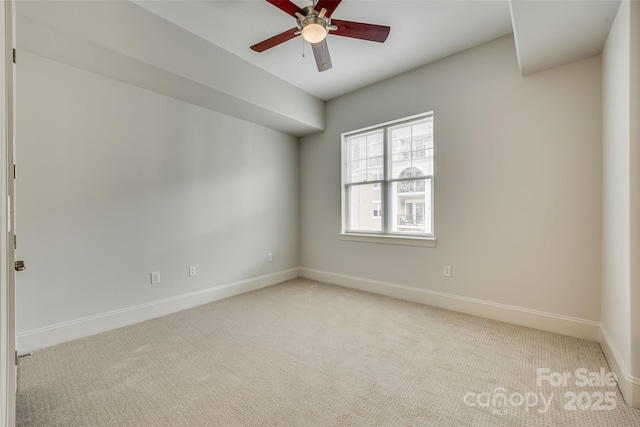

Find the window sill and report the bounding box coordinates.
[339,233,436,247]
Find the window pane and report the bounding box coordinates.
[389,117,433,179]
[346,184,382,232]
[345,130,384,184]
[372,201,382,218]
[390,178,432,234]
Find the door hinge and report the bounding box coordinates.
[13,164,16,179]
[12,49,15,64]
[14,234,16,250]
[14,351,17,366]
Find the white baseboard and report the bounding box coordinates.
[17,268,299,353]
[299,267,601,341]
[600,326,640,409]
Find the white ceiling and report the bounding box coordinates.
[133,0,514,101]
[510,0,621,75]
[132,0,621,102]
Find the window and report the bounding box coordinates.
[372,172,383,189]
[372,201,382,218]
[342,113,434,239]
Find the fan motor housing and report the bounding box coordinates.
[298,15,326,29]
[296,6,330,30]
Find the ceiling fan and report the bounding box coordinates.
[250,0,391,72]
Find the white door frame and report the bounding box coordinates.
[0,1,16,426]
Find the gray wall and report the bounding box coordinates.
[601,0,640,406]
[15,51,300,334]
[602,0,632,381]
[300,35,602,322]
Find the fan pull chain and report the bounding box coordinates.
[302,37,305,58]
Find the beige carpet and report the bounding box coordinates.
[16,279,640,426]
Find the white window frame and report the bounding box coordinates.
[341,112,436,247]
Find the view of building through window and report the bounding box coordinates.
[343,113,434,237]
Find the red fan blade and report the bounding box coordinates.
[251,28,300,52]
[331,19,390,43]
[311,39,332,72]
[266,0,305,17]
[315,0,342,18]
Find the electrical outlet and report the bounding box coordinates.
[189,266,196,277]
[267,252,273,262]
[150,271,161,284]
[443,265,452,278]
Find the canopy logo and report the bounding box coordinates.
[463,389,553,415]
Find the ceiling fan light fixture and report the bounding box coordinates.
[301,20,327,43]
[251,0,391,72]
